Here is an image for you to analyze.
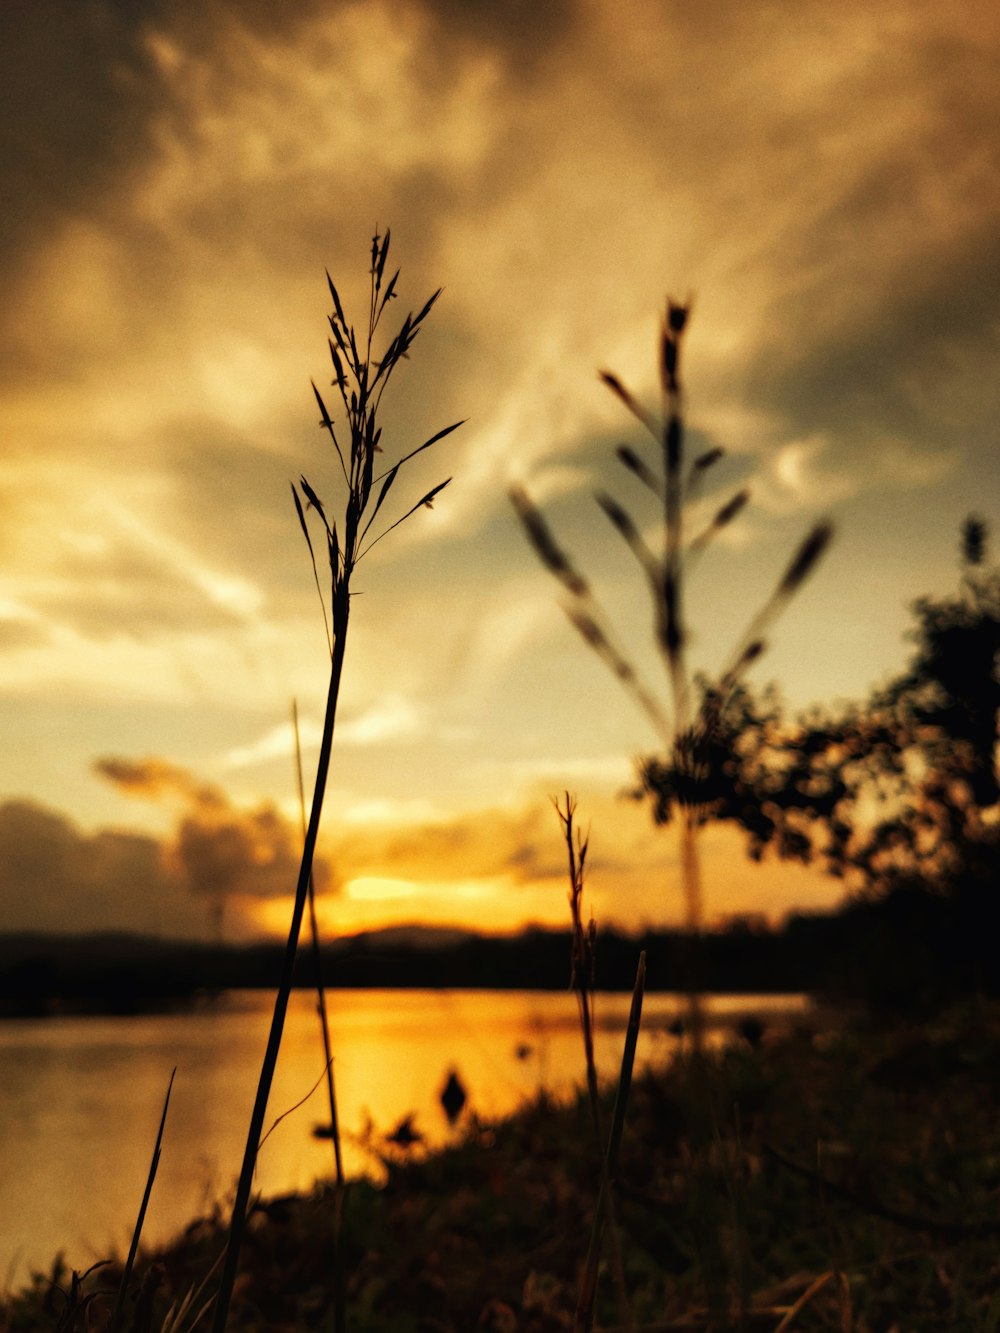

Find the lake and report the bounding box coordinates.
[0,988,812,1287]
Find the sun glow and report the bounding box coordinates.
[346,876,418,901]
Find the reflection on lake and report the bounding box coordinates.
[0,989,811,1285]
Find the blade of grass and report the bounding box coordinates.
[109,1067,176,1333]
[211,604,349,1333]
[159,1249,224,1333]
[575,951,646,1333]
[211,231,458,1333]
[772,1271,836,1332]
[291,484,332,657]
[556,795,635,1333]
[293,697,346,1333]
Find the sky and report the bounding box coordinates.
[2,0,999,942]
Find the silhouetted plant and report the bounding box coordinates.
[211,230,461,1333]
[556,794,600,1140]
[292,696,344,1330]
[516,308,832,1324]
[513,302,831,1044]
[109,1069,175,1333]
[553,794,635,1332]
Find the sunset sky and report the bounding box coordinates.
[2,0,999,942]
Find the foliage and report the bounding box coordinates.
[640,517,1000,999]
[642,518,999,894]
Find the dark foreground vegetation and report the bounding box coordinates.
[4,1001,1000,1331]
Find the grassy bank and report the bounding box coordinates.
[5,1002,1000,1331]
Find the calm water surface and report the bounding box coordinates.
[0,988,810,1286]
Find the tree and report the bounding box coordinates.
[641,516,1000,916]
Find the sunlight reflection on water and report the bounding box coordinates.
[0,988,811,1285]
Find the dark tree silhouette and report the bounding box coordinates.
[640,517,1000,997]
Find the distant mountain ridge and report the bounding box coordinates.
[2,891,995,1014]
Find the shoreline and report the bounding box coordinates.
[4,1002,997,1329]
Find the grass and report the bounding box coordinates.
[208,230,461,1331]
[108,1069,176,1333]
[5,1001,1000,1330]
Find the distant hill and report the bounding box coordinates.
[0,920,784,1014]
[330,924,480,952]
[2,891,994,1015]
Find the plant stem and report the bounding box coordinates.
[211,601,349,1333]
[574,951,646,1333]
[558,795,632,1324]
[110,1068,175,1333]
[680,809,705,1053]
[210,232,455,1331]
[293,698,346,1333]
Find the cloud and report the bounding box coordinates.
[0,471,267,649]
[0,764,845,941]
[335,695,426,746]
[96,757,212,803]
[218,696,441,804]
[8,1,996,546]
[96,756,330,935]
[223,716,324,771]
[329,798,563,887]
[0,754,334,942]
[0,798,203,937]
[0,614,47,654]
[414,0,579,69]
[0,2,162,291]
[324,785,664,899]
[322,782,846,932]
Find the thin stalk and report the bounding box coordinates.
[211,231,457,1333]
[292,698,346,1333]
[211,605,349,1333]
[557,795,633,1329]
[109,1068,175,1333]
[575,951,646,1333]
[292,700,342,1183]
[660,314,703,1057]
[558,794,602,1147]
[679,810,705,1053]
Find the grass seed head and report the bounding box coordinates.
[778,522,834,598]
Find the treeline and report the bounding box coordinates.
[1,892,994,1016]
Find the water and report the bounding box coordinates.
[0,988,810,1286]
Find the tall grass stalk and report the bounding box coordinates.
[513,304,831,1052]
[292,697,345,1333]
[575,951,645,1333]
[109,1067,175,1333]
[555,794,632,1329]
[555,794,601,1145]
[210,231,461,1332]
